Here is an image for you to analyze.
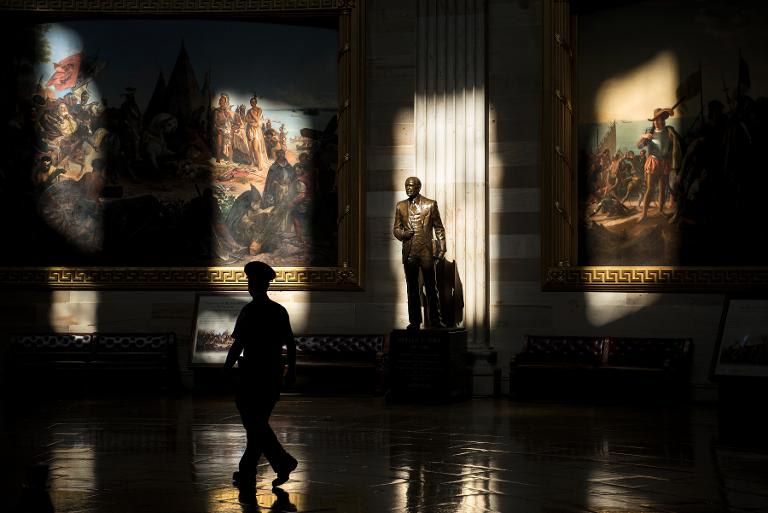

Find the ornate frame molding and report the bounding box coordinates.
[0,0,365,290]
[541,0,768,291]
[1,1,353,12]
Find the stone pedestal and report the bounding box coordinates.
[387,328,470,402]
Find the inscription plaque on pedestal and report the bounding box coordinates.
[387,328,470,402]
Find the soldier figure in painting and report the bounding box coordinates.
[637,107,682,221]
[393,177,447,330]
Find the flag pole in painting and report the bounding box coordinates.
[699,62,704,120]
[676,67,702,105]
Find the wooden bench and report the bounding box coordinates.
[510,335,693,400]
[293,334,387,393]
[7,333,178,394]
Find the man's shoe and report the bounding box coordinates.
[406,323,420,331]
[271,457,298,487]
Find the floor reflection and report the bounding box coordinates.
[1,396,767,513]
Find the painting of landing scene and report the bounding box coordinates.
[0,18,339,267]
[577,1,768,266]
[191,293,250,365]
[713,299,768,378]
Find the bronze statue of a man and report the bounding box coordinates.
[393,177,447,329]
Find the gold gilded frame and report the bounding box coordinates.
[0,0,364,290]
[541,0,768,291]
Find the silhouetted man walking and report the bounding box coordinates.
[225,261,298,489]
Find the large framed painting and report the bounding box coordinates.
[542,0,768,290]
[0,0,364,290]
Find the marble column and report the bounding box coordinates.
[415,0,488,348]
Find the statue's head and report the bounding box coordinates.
[404,176,421,199]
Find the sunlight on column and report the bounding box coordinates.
[411,87,486,335]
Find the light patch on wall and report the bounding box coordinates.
[594,51,679,123]
[48,297,98,331]
[584,292,660,327]
[274,281,409,332]
[35,25,106,253]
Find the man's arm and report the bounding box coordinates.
[284,311,297,385]
[431,201,447,259]
[224,337,244,369]
[392,203,414,241]
[637,131,653,148]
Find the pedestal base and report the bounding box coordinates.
[387,328,470,402]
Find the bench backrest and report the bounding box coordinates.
[294,335,384,354]
[519,335,693,370]
[518,336,607,366]
[9,333,175,361]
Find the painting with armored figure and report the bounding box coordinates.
[576,1,768,267]
[0,17,342,274]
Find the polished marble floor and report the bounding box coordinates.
[1,394,767,513]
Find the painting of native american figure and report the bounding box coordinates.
[0,19,339,268]
[576,1,768,266]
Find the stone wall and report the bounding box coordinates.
[0,0,726,397]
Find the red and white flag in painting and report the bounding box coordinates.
[46,53,83,91]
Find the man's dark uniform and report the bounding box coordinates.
[225,262,297,487]
[393,191,446,327]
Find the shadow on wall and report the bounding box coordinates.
[0,21,68,513]
[0,24,58,388]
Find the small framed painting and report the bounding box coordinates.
[712,298,768,379]
[190,292,250,366]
